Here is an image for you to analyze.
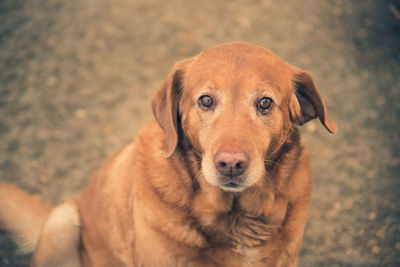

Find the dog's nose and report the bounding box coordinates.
[214,150,249,177]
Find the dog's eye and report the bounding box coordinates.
[257,97,274,114]
[198,95,214,109]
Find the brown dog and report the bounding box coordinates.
[0,42,336,267]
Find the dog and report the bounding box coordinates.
[0,42,336,267]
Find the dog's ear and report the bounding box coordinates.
[289,70,337,133]
[151,59,191,157]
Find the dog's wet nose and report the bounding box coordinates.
[214,150,249,177]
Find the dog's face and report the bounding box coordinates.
[152,43,336,192]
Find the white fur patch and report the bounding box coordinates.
[32,202,81,267]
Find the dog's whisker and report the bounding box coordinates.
[192,169,204,183]
[264,159,282,168]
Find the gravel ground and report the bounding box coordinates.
[0,0,399,266]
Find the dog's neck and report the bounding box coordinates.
[265,127,301,174]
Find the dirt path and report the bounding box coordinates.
[0,0,399,266]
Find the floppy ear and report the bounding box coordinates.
[151,59,191,157]
[289,71,337,133]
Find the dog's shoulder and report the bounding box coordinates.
[76,140,138,265]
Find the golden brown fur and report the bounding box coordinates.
[0,42,336,267]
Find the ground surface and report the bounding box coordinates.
[0,0,399,266]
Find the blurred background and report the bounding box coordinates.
[0,0,399,266]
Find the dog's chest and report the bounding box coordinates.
[233,214,279,248]
[205,210,279,248]
[198,211,280,266]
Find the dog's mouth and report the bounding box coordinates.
[222,181,242,189]
[223,182,241,187]
[219,176,246,191]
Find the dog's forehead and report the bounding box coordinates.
[186,43,294,92]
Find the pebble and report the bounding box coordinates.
[305,122,316,133]
[371,246,380,254]
[368,212,376,221]
[75,108,87,118]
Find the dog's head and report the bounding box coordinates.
[152,42,336,192]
